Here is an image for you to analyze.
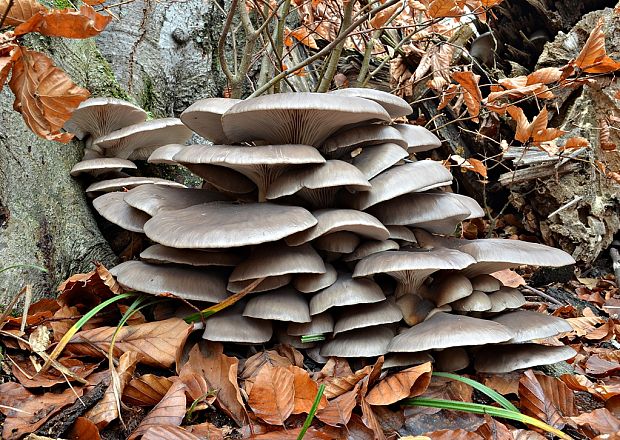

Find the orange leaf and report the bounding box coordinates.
[570,408,620,436]
[527,67,562,85]
[467,158,487,178]
[0,46,19,91]
[247,364,295,425]
[560,136,590,150]
[123,374,174,406]
[366,362,432,406]
[518,369,565,429]
[490,269,525,287]
[14,5,111,38]
[428,0,460,18]
[452,71,482,122]
[533,373,577,417]
[506,106,565,143]
[8,47,89,142]
[575,19,620,74]
[286,27,318,50]
[68,417,101,440]
[289,365,327,414]
[370,3,400,29]
[481,0,503,6]
[0,0,46,26]
[420,429,484,439]
[315,384,359,427]
[141,425,203,440]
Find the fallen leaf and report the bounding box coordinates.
[370,3,400,28]
[374,405,405,433]
[58,262,122,309]
[186,421,225,439]
[11,355,97,388]
[285,27,318,49]
[575,18,620,74]
[586,355,620,376]
[533,373,577,417]
[453,71,482,122]
[248,364,295,425]
[560,136,590,150]
[418,429,483,439]
[506,106,566,143]
[475,415,513,440]
[123,374,173,406]
[571,408,620,436]
[240,349,292,381]
[316,383,360,427]
[289,365,327,414]
[320,364,373,399]
[366,362,432,406]
[527,67,562,85]
[14,5,111,38]
[0,0,46,26]
[129,379,187,439]
[427,0,460,18]
[141,425,203,440]
[0,46,18,91]
[518,369,565,429]
[274,344,305,368]
[68,417,101,440]
[511,429,548,439]
[481,373,520,395]
[491,269,526,287]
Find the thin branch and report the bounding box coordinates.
[218,0,238,85]
[0,0,14,30]
[316,0,354,92]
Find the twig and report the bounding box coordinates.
[19,284,32,334]
[316,0,354,92]
[0,0,14,30]
[547,195,582,219]
[521,285,563,306]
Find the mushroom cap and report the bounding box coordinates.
[487,287,526,313]
[148,144,185,165]
[434,347,470,372]
[344,240,400,262]
[70,158,137,176]
[383,352,434,369]
[458,239,577,277]
[140,244,242,267]
[243,287,311,323]
[393,124,442,153]
[285,209,389,246]
[314,231,360,253]
[368,192,472,235]
[449,193,485,219]
[388,312,513,353]
[309,274,385,315]
[293,263,338,293]
[469,274,501,292]
[320,326,394,357]
[321,125,407,158]
[202,308,273,344]
[180,97,242,143]
[387,226,417,243]
[144,202,317,249]
[349,142,409,180]
[396,294,436,326]
[63,97,147,140]
[426,273,474,307]
[124,185,226,216]
[228,274,293,294]
[110,260,227,302]
[474,344,576,373]
[451,291,492,312]
[221,92,391,146]
[491,310,572,343]
[184,163,256,195]
[92,192,150,233]
[330,88,412,118]
[86,177,185,195]
[350,161,453,210]
[333,300,403,334]
[230,242,325,281]
[288,312,334,336]
[94,118,192,159]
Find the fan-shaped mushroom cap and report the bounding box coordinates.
[94,118,192,160]
[144,202,317,249]
[487,287,526,313]
[63,97,147,140]
[344,240,400,262]
[110,260,227,302]
[426,273,473,307]
[383,352,434,369]
[393,124,442,153]
[330,88,412,118]
[450,193,485,219]
[92,192,150,233]
[309,274,385,315]
[180,97,242,143]
[388,312,513,353]
[396,295,436,326]
[230,242,325,282]
[333,300,403,334]
[320,326,394,357]
[306,346,328,364]
[202,308,273,344]
[425,305,452,320]
[124,185,226,216]
[243,287,311,323]
[387,226,417,243]
[314,232,360,253]
[350,161,453,210]
[369,192,472,235]
[288,312,334,336]
[294,263,338,293]
[228,274,293,294]
[286,209,389,246]
[221,92,391,146]
[469,274,501,292]
[349,142,409,180]
[458,239,576,277]
[173,144,326,200]
[434,347,470,372]
[451,291,492,312]
[492,310,572,343]
[266,160,371,208]
[184,164,256,195]
[475,344,576,373]
[140,244,241,267]
[321,125,407,158]
[86,177,185,196]
[148,144,185,165]
[70,158,137,177]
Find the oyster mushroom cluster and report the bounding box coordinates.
[66,90,577,373]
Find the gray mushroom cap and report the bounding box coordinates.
[487,287,527,313]
[343,239,400,262]
[221,92,391,146]
[314,231,360,253]
[180,97,242,144]
[94,118,192,160]
[470,274,502,292]
[147,144,185,165]
[475,344,576,373]
[395,294,436,326]
[349,142,409,180]
[63,97,147,140]
[491,310,573,343]
[451,291,492,312]
[330,88,412,118]
[184,163,256,195]
[393,124,442,153]
[123,185,226,216]
[309,274,385,315]
[92,192,150,233]
[243,287,311,323]
[434,347,470,372]
[333,300,403,335]
[426,273,473,307]
[387,312,513,353]
[383,352,434,369]
[110,260,227,302]
[228,274,293,294]
[350,161,453,210]
[293,263,338,293]
[321,125,407,158]
[288,312,334,336]
[320,326,394,358]
[86,177,185,196]
[143,202,317,249]
[202,308,273,344]
[70,158,137,177]
[140,244,242,267]
[387,226,417,243]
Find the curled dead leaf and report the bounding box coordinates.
[247,364,295,425]
[123,374,173,406]
[129,379,187,440]
[14,5,111,38]
[366,362,432,406]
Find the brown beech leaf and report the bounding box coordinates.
[491,269,525,288]
[246,426,338,439]
[570,408,620,436]
[68,417,101,440]
[123,374,173,406]
[68,317,192,368]
[427,0,460,18]
[506,106,565,144]
[129,379,187,440]
[452,71,482,122]
[14,5,111,38]
[320,363,372,399]
[316,383,360,427]
[481,373,520,396]
[240,349,293,380]
[575,18,620,74]
[141,425,203,440]
[179,341,246,426]
[366,362,432,406]
[289,365,327,414]
[9,47,89,142]
[374,405,405,433]
[274,344,305,367]
[586,355,620,376]
[0,381,84,439]
[532,373,577,417]
[560,136,590,150]
[285,27,318,50]
[419,429,484,439]
[11,354,98,388]
[370,3,400,28]
[0,46,19,91]
[511,429,548,439]
[526,67,562,85]
[186,421,225,439]
[248,364,295,425]
[518,369,565,429]
[475,415,513,440]
[0,0,46,26]
[359,377,385,440]
[58,262,122,309]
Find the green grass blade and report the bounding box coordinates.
[0,264,48,275]
[432,372,519,413]
[297,384,325,440]
[403,398,572,440]
[301,334,325,343]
